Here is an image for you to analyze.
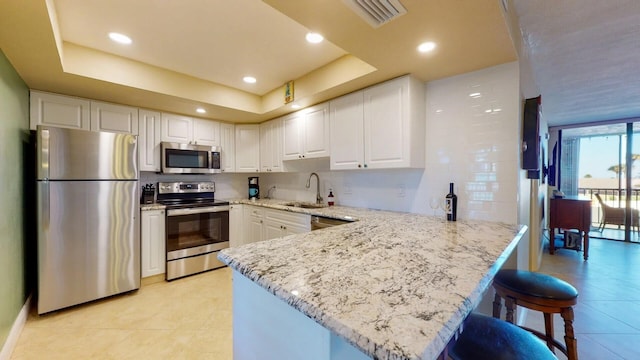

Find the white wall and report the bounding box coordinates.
[259,62,521,224]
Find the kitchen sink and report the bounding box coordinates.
[283,202,327,209]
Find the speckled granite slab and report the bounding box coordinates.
[218,203,526,360]
[140,203,166,211]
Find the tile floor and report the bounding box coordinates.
[10,238,640,359]
[524,238,640,360]
[10,268,233,360]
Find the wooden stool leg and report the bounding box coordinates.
[561,307,578,360]
[504,297,516,324]
[543,312,555,353]
[492,293,502,318]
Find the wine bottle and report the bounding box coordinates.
[445,182,457,221]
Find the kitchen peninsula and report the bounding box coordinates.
[218,202,526,360]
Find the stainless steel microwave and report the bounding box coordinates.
[161,142,221,174]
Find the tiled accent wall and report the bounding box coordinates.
[424,62,520,223]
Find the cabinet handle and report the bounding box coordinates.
[358,164,362,168]
[364,164,368,168]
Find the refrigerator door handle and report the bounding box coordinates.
[38,128,51,180]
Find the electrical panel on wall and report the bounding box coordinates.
[522,95,541,179]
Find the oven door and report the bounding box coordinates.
[166,206,229,260]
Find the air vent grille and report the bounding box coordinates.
[342,0,407,28]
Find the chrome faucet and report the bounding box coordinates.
[306,172,323,204]
[265,185,276,199]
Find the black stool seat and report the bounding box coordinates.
[494,270,578,301]
[450,313,558,360]
[492,269,579,360]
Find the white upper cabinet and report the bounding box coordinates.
[329,91,365,169]
[30,91,141,135]
[193,118,220,146]
[220,122,236,173]
[161,113,192,143]
[138,109,162,172]
[90,101,139,135]
[235,124,260,172]
[330,75,425,170]
[30,90,90,131]
[260,118,283,172]
[161,112,220,146]
[282,103,330,160]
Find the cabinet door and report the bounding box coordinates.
[303,103,330,158]
[139,109,162,172]
[141,209,166,278]
[90,101,139,134]
[363,78,408,168]
[263,220,285,241]
[193,119,220,146]
[260,119,283,172]
[220,123,236,173]
[330,92,365,170]
[161,113,193,143]
[283,223,311,236]
[235,124,260,172]
[282,113,304,160]
[243,206,264,244]
[260,122,273,172]
[229,204,244,247]
[30,91,90,131]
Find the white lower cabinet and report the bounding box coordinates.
[244,205,265,244]
[229,204,244,247]
[263,209,310,238]
[241,205,311,245]
[140,209,166,278]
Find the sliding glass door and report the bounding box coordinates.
[558,122,639,242]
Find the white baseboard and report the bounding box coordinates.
[0,295,31,360]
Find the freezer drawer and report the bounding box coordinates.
[37,180,140,314]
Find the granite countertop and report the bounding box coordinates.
[218,201,526,360]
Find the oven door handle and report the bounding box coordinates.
[166,206,230,216]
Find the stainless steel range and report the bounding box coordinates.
[157,181,229,280]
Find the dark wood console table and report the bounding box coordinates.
[550,196,592,260]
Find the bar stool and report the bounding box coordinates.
[492,269,578,360]
[449,313,558,360]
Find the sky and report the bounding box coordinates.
[578,135,640,178]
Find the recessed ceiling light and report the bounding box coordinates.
[469,92,482,98]
[305,32,324,44]
[108,32,132,45]
[243,76,257,84]
[291,104,301,109]
[417,41,436,53]
[196,108,206,114]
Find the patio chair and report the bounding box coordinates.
[594,193,639,234]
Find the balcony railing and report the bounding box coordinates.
[578,187,640,241]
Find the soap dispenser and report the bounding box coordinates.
[327,189,335,206]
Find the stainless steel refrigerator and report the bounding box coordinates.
[36,126,140,314]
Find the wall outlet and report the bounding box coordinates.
[344,183,352,195]
[397,184,406,198]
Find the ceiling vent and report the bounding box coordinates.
[342,0,407,28]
